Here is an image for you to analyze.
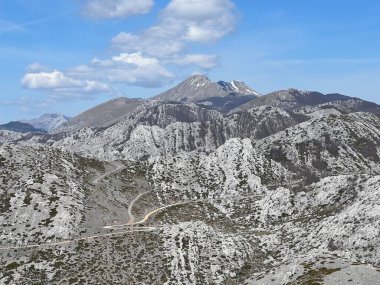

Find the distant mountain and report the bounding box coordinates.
[20,113,70,133]
[53,97,144,134]
[153,75,261,113]
[231,88,380,114]
[0,121,46,133]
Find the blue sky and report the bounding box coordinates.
[0,0,379,123]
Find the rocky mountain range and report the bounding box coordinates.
[0,121,46,134]
[231,88,380,114]
[0,76,380,284]
[20,113,70,133]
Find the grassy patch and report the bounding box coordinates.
[6,262,20,270]
[296,263,341,284]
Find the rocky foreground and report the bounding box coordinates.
[0,76,379,284]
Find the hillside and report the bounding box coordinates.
[53,97,144,134]
[1,76,379,284]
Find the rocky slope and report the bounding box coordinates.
[0,145,88,246]
[146,138,380,283]
[54,103,304,160]
[255,112,380,182]
[1,77,380,284]
[1,139,379,284]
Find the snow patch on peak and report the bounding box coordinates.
[154,76,260,104]
[230,80,240,91]
[216,80,261,96]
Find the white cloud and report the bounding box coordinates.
[112,52,160,66]
[171,54,219,69]
[111,0,237,58]
[83,0,154,19]
[71,52,175,88]
[21,70,110,95]
[21,52,174,99]
[112,27,184,59]
[164,0,236,43]
[164,0,234,21]
[165,0,237,43]
[21,0,237,100]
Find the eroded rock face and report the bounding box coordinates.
[1,88,380,284]
[161,221,252,285]
[54,104,302,160]
[256,112,380,180]
[149,138,290,213]
[0,145,88,246]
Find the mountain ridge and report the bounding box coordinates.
[53,97,145,134]
[20,113,70,133]
[0,121,46,133]
[231,88,380,114]
[153,75,261,104]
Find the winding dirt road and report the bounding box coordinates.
[0,157,266,251]
[104,201,193,229]
[127,191,151,224]
[92,161,125,184]
[104,193,266,230]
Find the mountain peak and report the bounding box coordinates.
[187,74,211,83]
[183,75,212,89]
[153,76,260,104]
[287,88,313,95]
[20,113,70,133]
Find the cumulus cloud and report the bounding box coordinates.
[21,53,174,97]
[112,0,237,63]
[70,52,175,88]
[112,29,184,59]
[21,70,110,97]
[83,0,154,19]
[21,0,237,100]
[165,0,234,20]
[164,0,236,43]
